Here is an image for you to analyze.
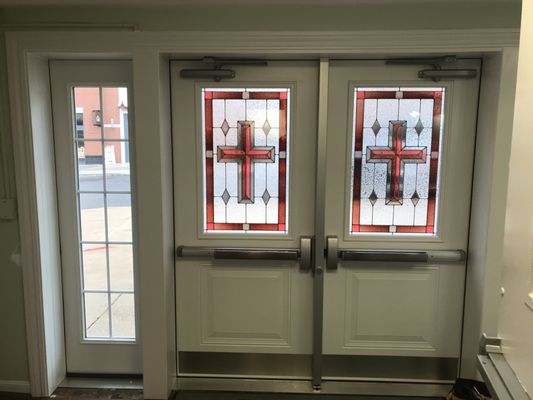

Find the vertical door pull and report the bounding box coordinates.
[326,236,339,270]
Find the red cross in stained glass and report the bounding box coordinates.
[217,121,275,204]
[367,120,427,205]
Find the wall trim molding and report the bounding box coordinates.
[0,380,31,394]
[4,27,519,398]
[5,29,519,55]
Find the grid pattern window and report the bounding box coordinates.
[73,87,136,340]
[202,88,290,234]
[350,87,445,235]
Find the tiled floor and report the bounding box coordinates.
[50,388,143,399]
[0,389,442,400]
[0,388,143,400]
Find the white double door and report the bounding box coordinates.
[172,59,480,382]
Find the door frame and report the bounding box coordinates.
[49,60,142,373]
[5,29,519,399]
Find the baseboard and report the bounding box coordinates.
[0,380,31,394]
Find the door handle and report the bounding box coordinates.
[325,236,465,270]
[176,236,313,271]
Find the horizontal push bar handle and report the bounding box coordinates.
[176,236,313,271]
[326,236,465,270]
[341,250,427,263]
[215,248,299,260]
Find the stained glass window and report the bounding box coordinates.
[203,88,290,233]
[350,87,445,235]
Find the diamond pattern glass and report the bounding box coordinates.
[350,87,445,235]
[203,88,290,233]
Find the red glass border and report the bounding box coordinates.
[204,90,288,233]
[351,89,443,235]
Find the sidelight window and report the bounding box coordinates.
[72,87,136,340]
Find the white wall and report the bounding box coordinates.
[462,49,518,379]
[498,0,533,395]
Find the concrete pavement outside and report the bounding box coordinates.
[78,163,136,339]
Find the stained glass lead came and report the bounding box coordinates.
[203,88,290,233]
[217,121,275,204]
[350,88,445,236]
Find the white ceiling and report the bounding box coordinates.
[0,0,520,5]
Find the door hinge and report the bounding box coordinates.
[386,55,477,82]
[180,56,268,81]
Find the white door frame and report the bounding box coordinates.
[5,29,519,399]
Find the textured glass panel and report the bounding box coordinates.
[82,244,108,291]
[246,198,267,224]
[109,244,134,291]
[350,87,445,235]
[247,100,267,127]
[266,198,279,224]
[372,199,394,226]
[106,194,132,242]
[398,99,421,128]
[376,99,399,127]
[84,293,110,338]
[79,193,106,241]
[363,99,378,127]
[104,140,131,192]
[111,293,136,338]
[203,88,290,233]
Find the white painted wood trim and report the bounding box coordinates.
[5,47,50,397]
[5,29,519,55]
[0,380,31,394]
[0,40,15,199]
[4,28,519,398]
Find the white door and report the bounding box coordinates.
[171,58,480,384]
[172,61,319,377]
[322,60,480,381]
[50,61,141,373]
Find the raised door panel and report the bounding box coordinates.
[323,263,465,357]
[200,267,291,346]
[343,268,439,351]
[177,260,313,353]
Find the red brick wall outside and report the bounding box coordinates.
[73,87,125,163]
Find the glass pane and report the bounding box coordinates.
[350,87,445,236]
[203,88,290,234]
[84,292,110,338]
[81,244,108,291]
[106,194,132,242]
[73,86,136,341]
[73,87,102,140]
[102,87,128,140]
[109,244,134,291]
[79,193,106,241]
[111,293,136,339]
[104,140,131,191]
[77,140,104,192]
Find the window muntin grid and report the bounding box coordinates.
[72,87,136,340]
